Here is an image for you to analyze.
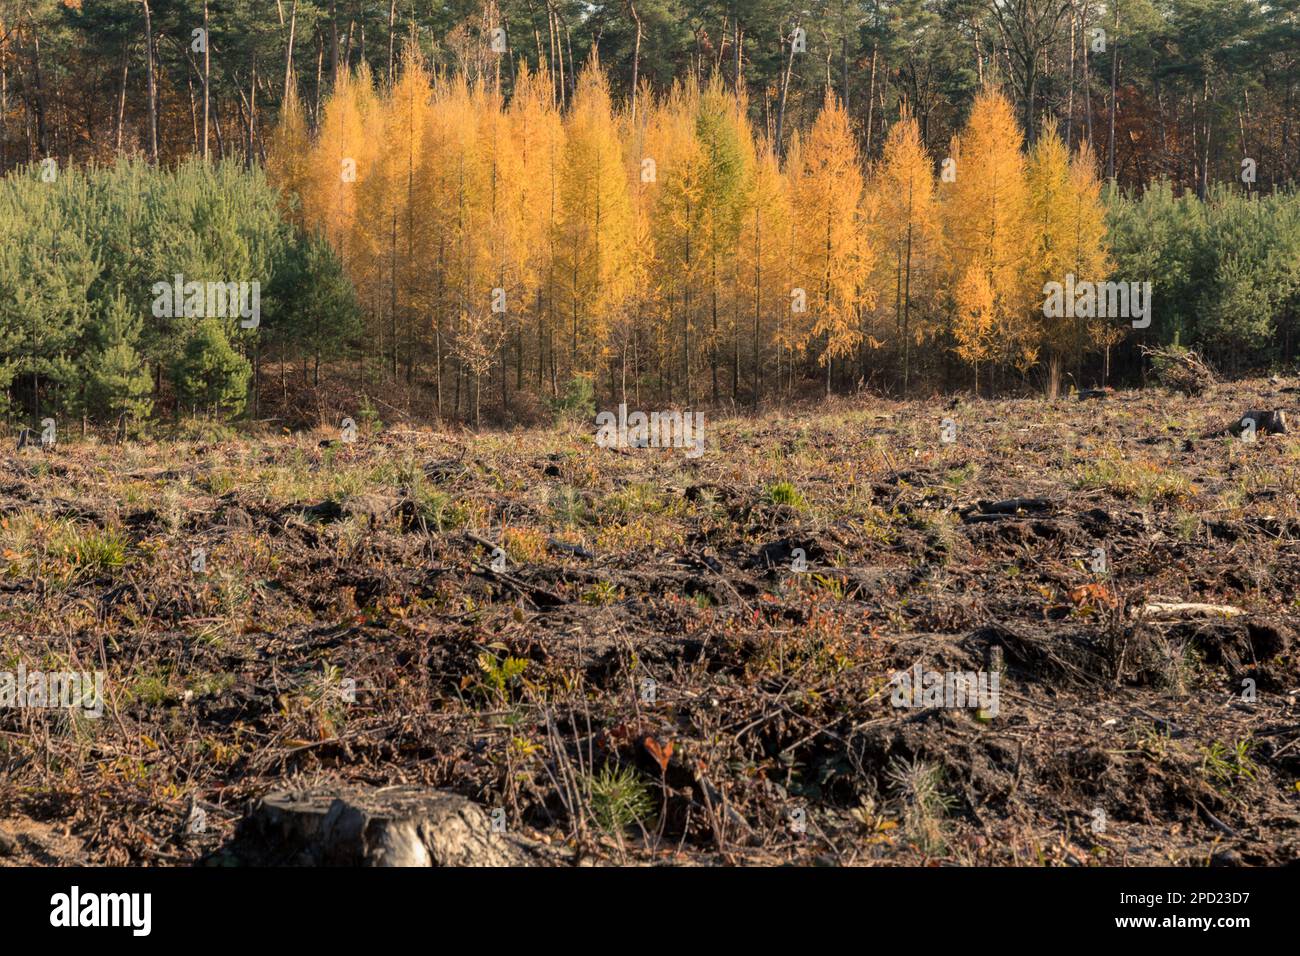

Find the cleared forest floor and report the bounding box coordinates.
[2,379,1298,866]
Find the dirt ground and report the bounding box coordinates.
[1,379,1298,866]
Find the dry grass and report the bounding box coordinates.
[1,379,1298,866]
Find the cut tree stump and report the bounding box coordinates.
[1234,409,1288,436]
[960,498,1054,523]
[227,785,568,867]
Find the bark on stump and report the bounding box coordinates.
[232,786,562,866]
[1235,409,1288,435]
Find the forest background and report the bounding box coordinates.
[1,0,1297,428]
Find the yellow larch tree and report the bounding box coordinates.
[356,49,430,381]
[411,67,465,416]
[868,107,944,394]
[721,83,759,401]
[436,76,493,422]
[1027,126,1113,396]
[953,264,999,393]
[789,91,872,395]
[266,49,1129,414]
[649,78,706,403]
[943,84,1033,387]
[304,68,370,266]
[775,129,807,390]
[556,56,635,385]
[475,80,527,420]
[1027,122,1076,397]
[738,131,791,403]
[695,74,751,402]
[508,61,565,397]
[616,78,658,404]
[1071,142,1116,385]
[345,61,383,272]
[265,85,311,229]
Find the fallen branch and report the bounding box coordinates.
[1135,602,1245,621]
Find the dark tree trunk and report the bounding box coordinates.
[202,1,211,159]
[330,1,340,80]
[143,0,159,163]
[1107,4,1119,180]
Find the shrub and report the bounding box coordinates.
[765,480,806,509]
[547,374,595,424]
[173,319,252,418]
[588,764,655,833]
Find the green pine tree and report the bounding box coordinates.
[173,318,252,418]
[84,293,153,424]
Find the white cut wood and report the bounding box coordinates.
[1136,602,1245,620]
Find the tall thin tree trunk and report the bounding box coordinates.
[1201,72,1212,198]
[841,30,849,113]
[1106,3,1119,180]
[314,30,324,125]
[213,91,225,158]
[1081,0,1094,146]
[776,19,800,157]
[330,1,340,80]
[284,0,298,105]
[735,8,742,93]
[247,52,258,167]
[564,21,575,100]
[628,2,642,120]
[387,0,397,82]
[143,1,159,163]
[187,74,199,152]
[202,1,211,160]
[1066,8,1076,147]
[865,39,878,153]
[2,46,10,171]
[903,205,913,395]
[711,256,719,402]
[547,3,563,107]
[27,23,48,155]
[115,41,129,153]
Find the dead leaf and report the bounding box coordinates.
[1068,583,1117,608]
[643,736,673,772]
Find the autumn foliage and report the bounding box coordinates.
[271,56,1114,417]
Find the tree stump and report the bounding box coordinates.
[1077,387,1113,401]
[1235,409,1288,436]
[227,785,565,867]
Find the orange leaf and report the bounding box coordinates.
[643,736,673,772]
[1068,583,1117,608]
